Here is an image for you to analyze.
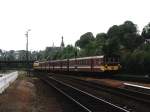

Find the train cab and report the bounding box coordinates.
[100,56,121,72]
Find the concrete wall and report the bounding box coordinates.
[0,71,18,94]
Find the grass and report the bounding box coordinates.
[17,71,28,80]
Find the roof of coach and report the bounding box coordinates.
[35,55,104,63]
[69,55,104,61]
[46,59,68,63]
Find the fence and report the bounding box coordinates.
[0,71,18,94]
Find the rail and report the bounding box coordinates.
[53,74,150,104]
[40,75,129,112]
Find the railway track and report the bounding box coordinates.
[39,75,129,112]
[53,74,150,104]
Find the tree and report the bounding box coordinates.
[107,25,120,39]
[96,33,108,44]
[106,20,142,53]
[122,33,144,51]
[60,45,77,59]
[75,32,95,49]
[102,37,120,55]
[120,21,137,34]
[142,23,150,39]
[7,50,16,60]
[79,41,97,56]
[94,33,108,54]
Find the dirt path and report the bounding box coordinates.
[0,76,63,112]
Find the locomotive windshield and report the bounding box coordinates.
[104,56,120,64]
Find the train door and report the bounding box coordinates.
[49,62,50,72]
[67,59,69,72]
[60,61,62,71]
[91,59,94,72]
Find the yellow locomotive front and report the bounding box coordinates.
[100,56,121,72]
[33,61,40,69]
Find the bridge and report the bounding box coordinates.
[0,60,34,70]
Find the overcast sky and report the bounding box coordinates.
[0,0,150,51]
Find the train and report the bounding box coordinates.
[33,55,121,74]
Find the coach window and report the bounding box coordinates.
[105,58,108,63]
[95,59,97,65]
[111,58,113,63]
[108,58,110,63]
[70,61,71,65]
[100,59,102,64]
[97,59,99,65]
[113,58,117,63]
[94,59,97,65]
[116,58,119,63]
[96,59,98,65]
[87,60,89,65]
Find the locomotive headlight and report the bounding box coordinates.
[118,64,121,69]
[118,64,121,68]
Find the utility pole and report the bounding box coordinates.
[25,29,31,74]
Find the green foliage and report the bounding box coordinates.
[107,25,120,38]
[75,32,95,49]
[79,41,97,56]
[48,45,77,60]
[103,20,143,55]
[121,50,150,73]
[60,45,77,59]
[142,23,150,39]
[139,44,150,51]
[102,37,120,55]
[122,33,144,51]
[95,33,108,54]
